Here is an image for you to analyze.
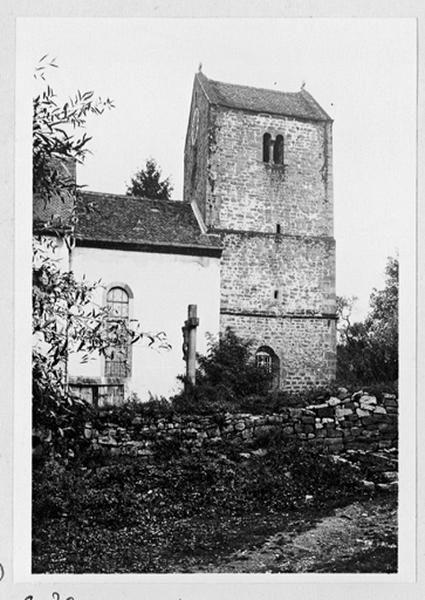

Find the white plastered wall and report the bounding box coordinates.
[48,239,220,401]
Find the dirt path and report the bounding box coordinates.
[201,495,397,573]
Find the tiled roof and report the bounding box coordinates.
[74,191,222,251]
[197,72,331,121]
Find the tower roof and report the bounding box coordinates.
[196,72,332,122]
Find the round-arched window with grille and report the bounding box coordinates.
[105,286,131,378]
[255,346,280,388]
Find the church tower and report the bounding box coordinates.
[184,70,336,391]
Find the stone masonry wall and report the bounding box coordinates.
[220,232,335,315]
[183,76,211,222]
[220,312,336,391]
[206,107,333,235]
[88,391,398,458]
[182,85,337,389]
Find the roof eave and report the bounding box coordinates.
[75,237,223,258]
[211,101,333,123]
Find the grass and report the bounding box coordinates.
[33,494,397,573]
[32,445,397,573]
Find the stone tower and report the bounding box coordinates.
[184,71,336,391]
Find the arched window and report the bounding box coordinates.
[273,134,284,165]
[255,346,280,388]
[263,133,271,163]
[105,286,131,378]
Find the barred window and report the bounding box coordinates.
[105,286,130,378]
[255,345,280,388]
[255,350,272,373]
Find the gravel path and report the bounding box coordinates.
[204,495,397,573]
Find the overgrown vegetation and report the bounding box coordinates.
[337,256,398,386]
[33,437,374,573]
[32,58,167,457]
[171,328,274,413]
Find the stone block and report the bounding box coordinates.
[356,408,370,418]
[327,429,343,438]
[288,408,303,419]
[337,387,350,400]
[328,397,341,406]
[360,395,377,405]
[335,407,353,419]
[324,438,344,450]
[301,416,315,424]
[377,481,398,492]
[382,471,398,483]
[378,440,394,449]
[340,400,356,410]
[315,405,335,418]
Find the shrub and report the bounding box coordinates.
[174,328,273,408]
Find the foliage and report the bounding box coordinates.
[32,237,162,454]
[32,439,370,572]
[33,55,114,208]
[172,328,273,412]
[32,57,115,454]
[32,59,169,456]
[126,157,173,200]
[337,257,398,385]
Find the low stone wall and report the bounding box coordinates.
[88,390,398,457]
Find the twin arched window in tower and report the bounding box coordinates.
[263,133,284,165]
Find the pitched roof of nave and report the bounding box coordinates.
[34,191,222,256]
[196,71,332,122]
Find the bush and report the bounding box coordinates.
[172,328,273,413]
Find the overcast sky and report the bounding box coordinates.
[19,17,416,320]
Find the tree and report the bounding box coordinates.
[32,58,169,455]
[336,256,398,385]
[336,295,358,344]
[126,158,173,200]
[33,55,114,208]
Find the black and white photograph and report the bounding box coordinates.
[5,8,419,591]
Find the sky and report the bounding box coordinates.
[19,17,417,320]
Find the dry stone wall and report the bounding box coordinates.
[88,390,398,458]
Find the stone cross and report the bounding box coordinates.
[182,304,199,386]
